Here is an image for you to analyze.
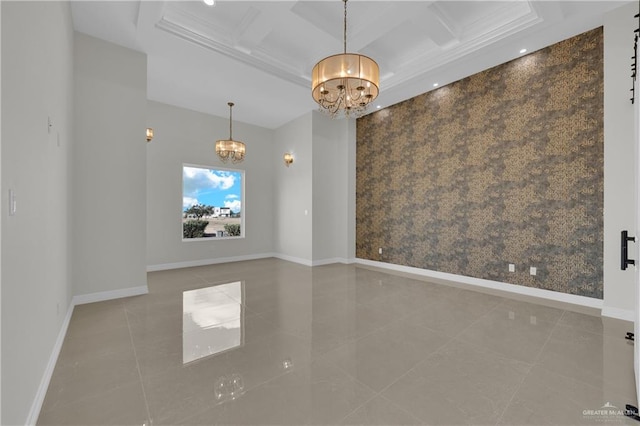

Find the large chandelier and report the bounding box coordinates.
[311,0,379,118]
[215,102,245,164]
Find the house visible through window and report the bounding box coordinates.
[182,165,244,240]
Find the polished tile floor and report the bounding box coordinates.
[38,258,638,425]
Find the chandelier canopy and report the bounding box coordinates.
[215,102,245,164]
[311,0,379,118]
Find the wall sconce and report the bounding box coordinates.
[146,128,154,142]
[284,153,294,167]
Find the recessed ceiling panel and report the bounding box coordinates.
[71,0,630,129]
[363,23,439,72]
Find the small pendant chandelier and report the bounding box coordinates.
[311,0,379,118]
[216,102,246,164]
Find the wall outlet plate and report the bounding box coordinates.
[509,264,515,272]
[530,266,537,276]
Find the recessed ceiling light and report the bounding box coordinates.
[203,0,215,6]
[519,48,527,54]
[433,83,439,87]
[376,105,381,109]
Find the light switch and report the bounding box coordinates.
[9,190,16,216]
[530,267,537,276]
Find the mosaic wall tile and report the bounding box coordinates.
[356,28,604,299]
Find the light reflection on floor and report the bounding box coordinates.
[183,281,244,364]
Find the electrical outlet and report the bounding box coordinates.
[530,266,537,276]
[508,264,515,272]
[378,248,382,255]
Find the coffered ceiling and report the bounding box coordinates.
[71,1,630,129]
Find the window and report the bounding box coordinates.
[182,165,244,240]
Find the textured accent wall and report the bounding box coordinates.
[356,28,604,299]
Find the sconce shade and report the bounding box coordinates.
[146,128,154,142]
[284,153,294,167]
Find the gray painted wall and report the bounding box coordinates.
[72,33,148,296]
[146,100,274,267]
[273,112,313,263]
[1,2,74,423]
[312,112,352,263]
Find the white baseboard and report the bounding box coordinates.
[149,254,357,270]
[272,253,313,266]
[312,257,353,266]
[72,285,149,306]
[356,258,604,311]
[26,302,75,426]
[147,252,275,272]
[601,306,635,322]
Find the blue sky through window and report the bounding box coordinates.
[183,166,242,213]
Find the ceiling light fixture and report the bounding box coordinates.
[311,0,379,119]
[203,0,215,6]
[433,83,439,87]
[215,102,245,164]
[520,48,527,54]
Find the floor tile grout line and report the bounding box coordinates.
[332,296,509,410]
[123,306,153,425]
[376,392,426,424]
[331,381,381,425]
[367,333,458,403]
[493,308,567,425]
[362,298,539,424]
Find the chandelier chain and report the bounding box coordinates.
[228,102,234,140]
[343,0,347,54]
